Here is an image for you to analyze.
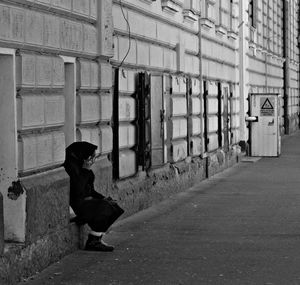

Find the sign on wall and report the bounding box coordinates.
[260,97,275,116]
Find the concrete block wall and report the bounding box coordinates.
[77,60,99,90]
[21,168,69,244]
[98,0,114,57]
[170,76,188,163]
[248,51,284,90]
[16,53,66,174]
[76,58,114,157]
[198,0,240,153]
[200,0,239,82]
[112,1,199,74]
[2,0,102,174]
[246,0,300,134]
[230,84,241,145]
[98,60,113,155]
[77,94,100,123]
[0,1,249,282]
[0,0,112,282]
[118,69,137,178]
[111,0,241,178]
[206,81,219,152]
[16,53,64,88]
[190,78,202,156]
[0,0,104,280]
[0,2,97,55]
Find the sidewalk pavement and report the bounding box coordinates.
[20,132,300,285]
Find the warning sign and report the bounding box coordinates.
[260,97,274,116]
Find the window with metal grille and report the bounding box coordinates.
[249,0,257,28]
[112,69,166,179]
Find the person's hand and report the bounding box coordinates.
[84,196,93,201]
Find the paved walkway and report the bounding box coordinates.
[21,132,300,285]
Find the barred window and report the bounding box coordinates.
[249,0,257,28]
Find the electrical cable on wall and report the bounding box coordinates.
[118,0,131,68]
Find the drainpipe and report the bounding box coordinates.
[283,0,290,134]
[265,0,269,90]
[238,1,248,151]
[0,193,4,255]
[198,14,203,153]
[197,13,208,177]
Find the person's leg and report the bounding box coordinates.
[85,223,114,252]
[85,233,114,252]
[81,199,124,251]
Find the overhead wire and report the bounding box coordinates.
[118,0,132,68]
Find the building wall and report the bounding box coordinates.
[0,1,112,282]
[246,0,300,136]
[0,0,299,282]
[0,0,101,240]
[112,0,202,179]
[111,0,241,181]
[287,0,300,132]
[200,0,240,153]
[8,0,297,244]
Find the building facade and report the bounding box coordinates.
[0,0,299,282]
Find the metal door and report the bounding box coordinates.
[222,84,230,152]
[203,81,208,152]
[249,93,281,156]
[112,68,120,179]
[150,74,165,167]
[137,72,151,170]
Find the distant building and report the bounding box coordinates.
[0,0,299,282]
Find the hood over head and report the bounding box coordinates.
[63,141,98,174]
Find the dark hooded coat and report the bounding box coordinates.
[63,141,124,232]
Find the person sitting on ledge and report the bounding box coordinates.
[63,141,124,252]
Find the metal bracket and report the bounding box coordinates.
[245,116,258,122]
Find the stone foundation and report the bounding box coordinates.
[0,223,80,285]
[287,114,300,134]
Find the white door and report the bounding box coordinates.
[250,94,280,156]
[150,74,165,167]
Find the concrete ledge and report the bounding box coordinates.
[0,223,80,285]
[21,167,69,244]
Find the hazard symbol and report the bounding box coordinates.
[260,97,274,116]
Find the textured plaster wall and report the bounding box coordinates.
[21,168,69,244]
[0,2,97,54]
[0,167,79,284]
[16,53,66,174]
[112,2,199,74]
[0,223,80,285]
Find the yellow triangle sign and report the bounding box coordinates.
[261,98,273,109]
